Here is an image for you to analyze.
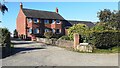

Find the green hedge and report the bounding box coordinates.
[0,28,11,47]
[90,30,120,49]
[0,28,12,58]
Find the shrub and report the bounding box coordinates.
[52,34,62,39]
[90,30,120,49]
[13,29,18,38]
[0,28,12,58]
[0,28,11,47]
[68,24,89,42]
[44,31,53,39]
[59,35,70,40]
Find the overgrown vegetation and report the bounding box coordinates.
[0,28,13,58]
[61,9,120,52]
[93,46,120,53]
[68,24,89,43]
[97,9,120,30]
[59,35,70,40]
[13,29,18,38]
[0,28,10,46]
[44,31,53,39]
[89,30,120,49]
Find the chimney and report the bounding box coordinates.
[20,2,23,9]
[56,7,58,13]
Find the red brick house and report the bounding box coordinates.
[16,3,95,40]
[16,3,66,40]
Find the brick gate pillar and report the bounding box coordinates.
[74,33,79,49]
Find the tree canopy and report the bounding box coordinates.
[0,2,8,14]
[97,9,120,30]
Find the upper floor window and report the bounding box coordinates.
[33,28,39,34]
[27,18,32,23]
[56,20,60,24]
[44,20,49,24]
[33,18,39,23]
[52,20,55,24]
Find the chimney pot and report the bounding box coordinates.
[56,7,58,13]
[20,2,23,9]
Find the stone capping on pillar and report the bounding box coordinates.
[73,33,79,49]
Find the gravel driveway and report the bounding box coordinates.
[2,40,118,66]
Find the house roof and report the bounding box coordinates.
[66,20,95,28]
[22,8,65,20]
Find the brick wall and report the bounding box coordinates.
[36,38,73,48]
[16,8,26,36]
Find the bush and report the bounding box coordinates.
[52,34,62,39]
[13,29,18,38]
[59,35,70,40]
[44,31,53,39]
[0,28,12,58]
[68,24,89,42]
[0,28,11,47]
[90,30,120,49]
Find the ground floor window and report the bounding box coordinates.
[33,28,39,34]
[28,28,32,34]
[56,29,60,34]
[52,29,55,33]
[45,29,49,32]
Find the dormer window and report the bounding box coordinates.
[44,20,49,24]
[27,18,32,23]
[56,20,60,24]
[33,18,39,23]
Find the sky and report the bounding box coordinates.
[0,2,119,33]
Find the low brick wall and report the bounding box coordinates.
[56,39,73,48]
[36,38,73,48]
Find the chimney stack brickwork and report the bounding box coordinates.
[20,2,23,9]
[56,7,58,13]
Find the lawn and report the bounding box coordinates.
[57,45,120,53]
[93,46,120,53]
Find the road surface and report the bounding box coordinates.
[2,40,118,66]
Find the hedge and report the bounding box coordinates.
[0,28,12,58]
[90,30,120,49]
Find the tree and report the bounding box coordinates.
[13,29,18,38]
[0,2,8,14]
[97,9,120,30]
[97,9,111,22]
[68,24,89,42]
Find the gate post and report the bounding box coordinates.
[73,33,79,49]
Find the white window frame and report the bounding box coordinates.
[33,28,39,34]
[27,18,32,23]
[52,20,55,24]
[56,20,60,24]
[45,29,49,32]
[52,29,55,33]
[29,28,32,34]
[44,20,49,24]
[33,18,39,23]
